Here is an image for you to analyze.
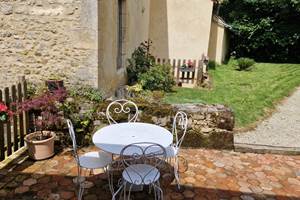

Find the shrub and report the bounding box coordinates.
[127,40,155,85]
[139,64,175,92]
[126,83,143,97]
[237,57,255,71]
[17,88,67,131]
[208,60,218,70]
[60,92,99,146]
[69,85,103,103]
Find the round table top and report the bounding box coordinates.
[93,122,173,155]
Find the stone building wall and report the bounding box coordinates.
[0,0,99,90]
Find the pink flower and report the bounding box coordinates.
[187,60,194,68]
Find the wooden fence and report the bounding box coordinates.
[156,58,204,86]
[0,76,28,161]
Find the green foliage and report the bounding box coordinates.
[139,64,175,92]
[126,83,144,94]
[69,85,103,103]
[208,60,219,70]
[26,82,48,98]
[60,85,104,146]
[127,40,155,85]
[60,98,97,146]
[220,0,300,62]
[237,57,255,71]
[70,110,94,146]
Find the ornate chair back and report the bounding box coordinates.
[172,111,188,149]
[120,142,166,185]
[106,99,139,124]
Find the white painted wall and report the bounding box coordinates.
[150,0,214,60]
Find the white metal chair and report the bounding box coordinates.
[112,142,166,200]
[106,99,139,124]
[66,119,113,200]
[165,111,188,189]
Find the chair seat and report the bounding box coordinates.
[122,164,160,185]
[165,145,178,158]
[79,151,112,169]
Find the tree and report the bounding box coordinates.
[220,0,300,63]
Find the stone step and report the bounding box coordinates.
[234,142,300,155]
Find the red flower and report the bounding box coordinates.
[0,103,8,112]
[0,102,13,122]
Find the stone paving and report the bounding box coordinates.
[0,147,300,200]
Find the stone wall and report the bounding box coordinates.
[0,0,98,90]
[89,101,235,149]
[173,104,234,149]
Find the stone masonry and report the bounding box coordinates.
[92,101,235,149]
[0,0,98,89]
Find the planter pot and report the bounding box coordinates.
[24,131,56,160]
[45,80,64,91]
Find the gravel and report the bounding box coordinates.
[235,87,300,149]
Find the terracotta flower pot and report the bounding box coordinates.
[24,131,56,160]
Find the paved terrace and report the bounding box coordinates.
[0,147,299,200]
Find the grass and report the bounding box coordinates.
[165,62,300,128]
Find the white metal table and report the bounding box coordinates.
[92,122,173,155]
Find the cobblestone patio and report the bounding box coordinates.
[0,147,299,200]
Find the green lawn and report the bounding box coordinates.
[165,63,300,128]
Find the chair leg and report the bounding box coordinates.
[174,156,180,190]
[107,167,115,196]
[127,183,133,200]
[78,182,84,200]
[153,182,163,200]
[152,184,157,200]
[112,182,124,200]
[77,165,81,185]
[123,182,127,200]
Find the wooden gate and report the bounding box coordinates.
[0,76,28,161]
[156,58,204,87]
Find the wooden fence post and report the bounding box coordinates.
[4,88,12,156]
[22,78,29,138]
[17,82,24,148]
[197,60,204,86]
[0,90,4,160]
[11,85,18,151]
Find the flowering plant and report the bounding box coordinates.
[187,60,195,68]
[181,61,195,70]
[0,102,12,122]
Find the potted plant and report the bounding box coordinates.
[17,88,67,160]
[0,102,12,123]
[46,75,64,92]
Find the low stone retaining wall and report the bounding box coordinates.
[91,100,235,149]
